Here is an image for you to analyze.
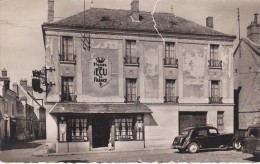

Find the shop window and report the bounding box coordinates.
[125,79,139,103]
[164,79,178,103]
[60,36,76,63]
[58,118,88,142]
[164,42,178,67]
[209,80,222,103]
[115,116,143,141]
[217,111,224,132]
[124,40,139,65]
[209,44,222,68]
[60,77,76,102]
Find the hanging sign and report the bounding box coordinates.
[89,57,112,88]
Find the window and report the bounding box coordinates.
[209,80,222,103]
[164,80,178,103]
[4,101,8,114]
[164,42,178,67]
[58,118,88,142]
[198,129,208,136]
[61,77,75,102]
[115,115,143,141]
[125,79,138,103]
[249,128,260,137]
[11,104,14,115]
[60,36,75,62]
[208,128,218,135]
[209,44,222,68]
[124,40,139,65]
[217,112,224,132]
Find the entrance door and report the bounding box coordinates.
[92,118,110,148]
[179,112,207,134]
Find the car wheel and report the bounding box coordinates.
[178,148,186,153]
[188,143,199,153]
[233,141,242,151]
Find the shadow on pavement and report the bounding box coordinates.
[58,160,90,163]
[243,157,260,162]
[0,142,41,151]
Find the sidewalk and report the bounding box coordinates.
[1,139,46,151]
[32,143,171,157]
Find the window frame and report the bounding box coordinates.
[217,111,224,132]
[60,36,75,63]
[165,42,175,58]
[61,76,75,102]
[125,78,138,103]
[165,79,177,103]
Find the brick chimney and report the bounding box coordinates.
[20,79,27,91]
[206,16,213,29]
[1,69,7,77]
[131,0,140,22]
[48,0,54,22]
[247,13,260,44]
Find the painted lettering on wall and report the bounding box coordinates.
[89,57,112,88]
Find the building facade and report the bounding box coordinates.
[234,14,260,130]
[0,69,17,145]
[42,0,235,153]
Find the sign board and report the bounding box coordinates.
[89,57,112,88]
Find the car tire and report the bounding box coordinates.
[188,143,199,153]
[178,148,186,153]
[233,141,242,151]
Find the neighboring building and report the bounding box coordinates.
[14,80,46,141]
[0,69,18,145]
[42,0,235,153]
[234,14,260,130]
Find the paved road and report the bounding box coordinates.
[0,140,257,163]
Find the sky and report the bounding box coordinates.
[0,0,260,85]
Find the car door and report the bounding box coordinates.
[195,129,210,148]
[207,128,220,148]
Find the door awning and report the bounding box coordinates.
[49,103,152,114]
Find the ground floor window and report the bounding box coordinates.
[58,117,88,142]
[217,111,224,132]
[115,115,143,141]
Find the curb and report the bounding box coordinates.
[32,146,172,157]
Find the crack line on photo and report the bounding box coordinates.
[151,0,165,43]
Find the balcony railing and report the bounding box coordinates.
[208,59,222,68]
[59,53,76,63]
[209,96,223,104]
[164,57,178,67]
[124,94,140,103]
[124,56,139,66]
[60,94,77,102]
[164,96,179,103]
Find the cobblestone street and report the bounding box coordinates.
[0,140,258,163]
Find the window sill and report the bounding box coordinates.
[60,61,76,65]
[208,66,222,69]
[164,65,178,68]
[124,63,139,67]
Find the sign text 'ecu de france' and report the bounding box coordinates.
[89,57,112,88]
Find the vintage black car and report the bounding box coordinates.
[242,123,260,159]
[172,125,235,153]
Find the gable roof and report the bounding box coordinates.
[43,8,235,40]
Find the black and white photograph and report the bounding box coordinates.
[0,0,260,162]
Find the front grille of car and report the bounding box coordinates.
[173,137,183,146]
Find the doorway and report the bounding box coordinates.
[179,112,207,134]
[92,118,110,148]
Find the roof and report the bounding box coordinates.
[43,8,235,39]
[49,103,152,114]
[233,37,260,66]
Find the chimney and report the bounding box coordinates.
[20,79,27,91]
[206,16,213,29]
[131,0,140,22]
[12,83,18,96]
[247,13,260,44]
[1,69,7,77]
[48,0,54,22]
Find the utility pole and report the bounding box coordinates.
[237,8,241,41]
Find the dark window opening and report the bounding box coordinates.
[61,77,76,102]
[125,79,139,103]
[60,36,76,62]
